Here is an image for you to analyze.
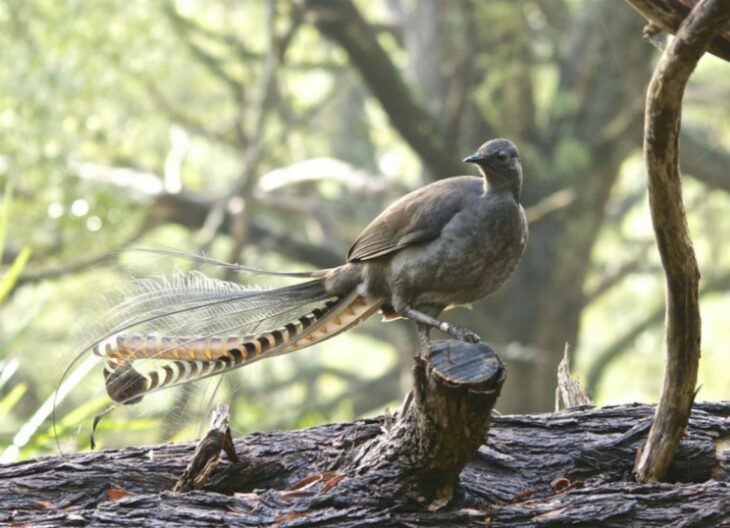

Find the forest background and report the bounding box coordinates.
[0,0,728,461]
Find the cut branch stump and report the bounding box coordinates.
[350,340,505,509]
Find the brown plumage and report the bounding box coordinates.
[90,138,528,405]
[325,137,528,344]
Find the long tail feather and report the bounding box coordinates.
[127,247,324,278]
[92,277,333,359]
[103,291,380,404]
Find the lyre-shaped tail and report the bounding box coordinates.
[100,291,379,404]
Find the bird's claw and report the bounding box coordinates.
[437,320,481,343]
[451,326,481,343]
[463,330,481,344]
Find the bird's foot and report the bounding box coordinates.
[438,322,481,343]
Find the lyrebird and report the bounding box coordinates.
[92,138,528,406]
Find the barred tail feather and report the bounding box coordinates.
[103,291,380,404]
[91,275,334,359]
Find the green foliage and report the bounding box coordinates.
[552,137,592,180]
[0,185,32,303]
[0,0,728,461]
[0,383,26,417]
[0,186,34,460]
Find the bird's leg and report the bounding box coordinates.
[398,304,481,344]
[416,322,431,351]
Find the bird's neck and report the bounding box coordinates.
[481,169,522,202]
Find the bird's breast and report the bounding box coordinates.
[386,194,527,307]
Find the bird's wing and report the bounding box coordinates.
[347,176,483,262]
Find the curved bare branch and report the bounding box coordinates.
[635,0,730,483]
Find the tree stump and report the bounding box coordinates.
[349,340,505,509]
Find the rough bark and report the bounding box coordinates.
[173,404,239,492]
[555,345,592,411]
[3,402,729,527]
[635,0,730,482]
[349,341,505,509]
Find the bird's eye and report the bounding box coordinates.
[497,150,509,162]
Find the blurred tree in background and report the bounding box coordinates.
[0,0,728,460]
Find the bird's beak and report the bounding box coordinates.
[463,153,484,164]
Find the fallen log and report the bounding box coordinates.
[1,341,729,527]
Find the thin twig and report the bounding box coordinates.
[555,344,592,411]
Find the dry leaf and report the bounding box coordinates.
[106,486,133,501]
[274,511,308,522]
[320,474,345,493]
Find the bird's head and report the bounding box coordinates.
[463,138,522,201]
